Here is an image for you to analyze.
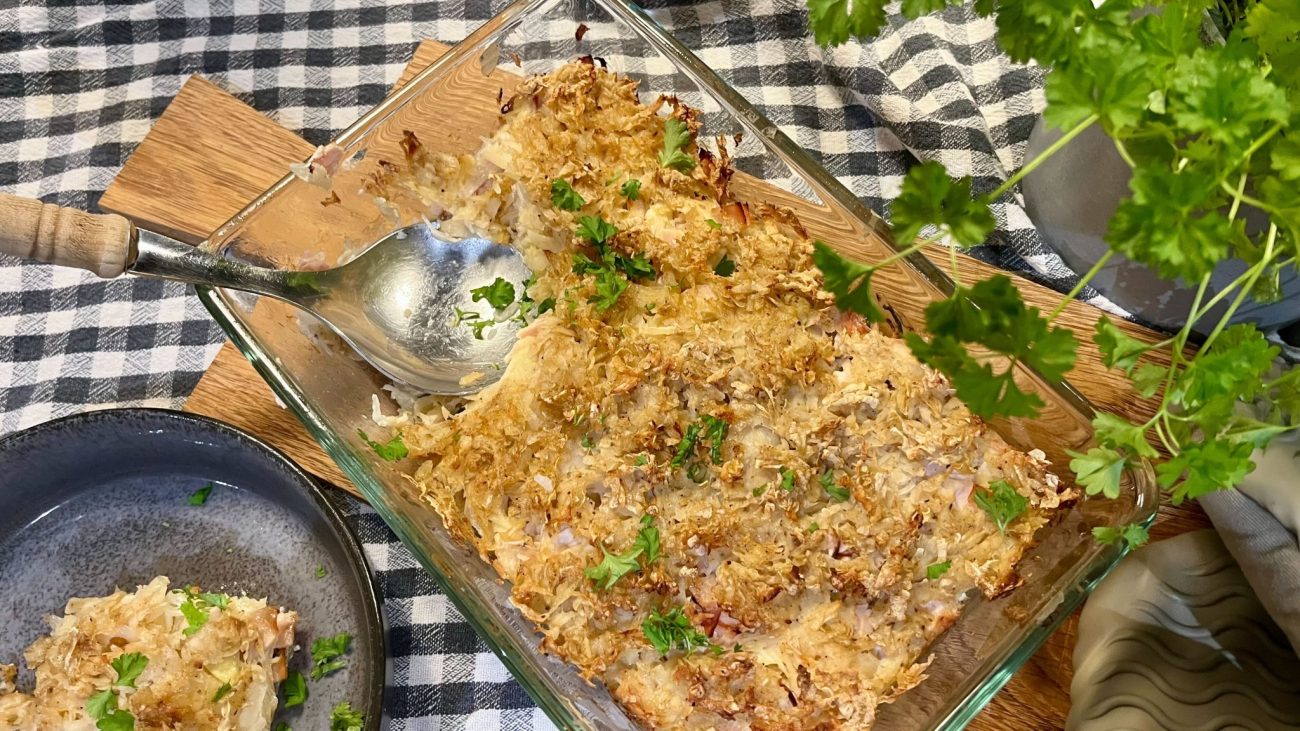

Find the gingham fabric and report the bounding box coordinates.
[1,0,1101,726]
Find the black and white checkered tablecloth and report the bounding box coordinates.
[0,0,1093,727]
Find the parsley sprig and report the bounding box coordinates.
[572,215,656,312]
[584,516,661,590]
[809,0,1300,519]
[659,118,697,172]
[310,632,353,680]
[642,605,713,655]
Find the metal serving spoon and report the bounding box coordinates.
[0,192,531,394]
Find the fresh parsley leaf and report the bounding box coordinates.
[671,422,703,468]
[1169,51,1287,153]
[282,670,307,708]
[577,215,618,247]
[713,254,736,277]
[807,0,888,46]
[1092,522,1150,547]
[179,597,209,636]
[686,460,709,483]
[1069,446,1128,500]
[1157,439,1255,505]
[356,428,408,461]
[620,179,641,201]
[199,592,230,609]
[585,545,641,590]
[891,160,995,247]
[329,702,365,731]
[589,267,629,312]
[634,515,661,564]
[819,470,851,502]
[1092,412,1158,458]
[86,689,116,720]
[1093,317,1151,373]
[705,218,722,229]
[633,453,649,466]
[97,709,135,731]
[753,485,768,497]
[310,632,353,680]
[659,118,697,172]
[1106,166,1238,283]
[111,653,148,688]
[550,179,586,211]
[779,467,795,492]
[926,560,952,580]
[906,276,1077,419]
[536,297,556,314]
[188,484,213,506]
[1131,362,1167,399]
[470,277,516,310]
[213,682,233,703]
[316,564,327,579]
[808,521,820,533]
[973,480,1028,534]
[642,606,711,655]
[699,414,729,464]
[813,240,884,322]
[580,434,596,450]
[275,724,291,731]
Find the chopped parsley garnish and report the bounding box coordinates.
[620,179,641,200]
[686,460,709,483]
[315,564,327,579]
[642,605,711,655]
[808,521,820,533]
[581,434,596,450]
[671,422,702,469]
[178,590,229,637]
[188,484,213,506]
[212,682,233,702]
[198,592,230,609]
[705,218,722,229]
[275,724,291,731]
[97,709,135,731]
[282,670,308,708]
[577,215,618,247]
[356,428,407,461]
[926,560,952,580]
[469,277,516,310]
[536,297,556,314]
[658,118,697,172]
[633,453,649,466]
[110,653,148,688]
[713,254,736,277]
[585,516,661,590]
[550,178,585,211]
[753,485,768,497]
[819,470,851,502]
[571,215,655,312]
[589,267,629,312]
[973,480,1028,534]
[310,632,353,680]
[329,702,365,731]
[86,689,116,720]
[779,466,796,492]
[1092,522,1150,548]
[699,414,729,464]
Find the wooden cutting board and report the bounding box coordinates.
[98,40,1208,731]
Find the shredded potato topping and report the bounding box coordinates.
[0,577,296,730]
[374,60,1074,729]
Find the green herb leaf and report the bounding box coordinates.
[110,650,148,686]
[819,470,851,502]
[705,218,722,230]
[926,560,952,580]
[316,565,327,579]
[1093,317,1151,373]
[537,297,557,314]
[198,592,230,610]
[577,215,618,246]
[713,254,736,277]
[275,723,291,731]
[550,179,586,211]
[1092,522,1150,547]
[891,160,995,247]
[356,428,408,461]
[779,467,795,492]
[620,179,641,200]
[188,484,213,506]
[329,702,366,731]
[671,422,703,469]
[634,515,661,564]
[659,118,697,172]
[310,632,353,681]
[1157,439,1255,505]
[1092,412,1158,458]
[808,521,820,533]
[686,460,709,483]
[642,606,712,655]
[589,267,629,312]
[97,709,135,731]
[753,485,768,497]
[584,545,640,589]
[179,597,209,636]
[212,682,233,703]
[699,414,729,464]
[470,277,517,310]
[86,689,117,720]
[806,0,888,47]
[813,240,884,322]
[633,453,649,466]
[1106,166,1238,283]
[1131,362,1167,399]
[282,670,308,708]
[973,480,1028,534]
[1069,446,1128,500]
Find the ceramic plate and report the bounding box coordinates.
[0,408,384,730]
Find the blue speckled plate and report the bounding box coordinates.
[0,408,384,730]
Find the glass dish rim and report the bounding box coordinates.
[194,0,1161,726]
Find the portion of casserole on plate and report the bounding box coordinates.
[370,60,1075,729]
[0,577,296,730]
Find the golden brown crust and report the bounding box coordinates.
[379,62,1075,730]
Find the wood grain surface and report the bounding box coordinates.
[99,39,1209,731]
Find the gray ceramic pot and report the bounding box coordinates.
[1020,119,1300,335]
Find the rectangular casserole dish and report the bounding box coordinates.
[195,0,1159,727]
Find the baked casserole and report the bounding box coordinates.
[366,60,1073,729]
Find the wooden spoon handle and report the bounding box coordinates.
[0,192,137,278]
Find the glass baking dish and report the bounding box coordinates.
[195,0,1159,727]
